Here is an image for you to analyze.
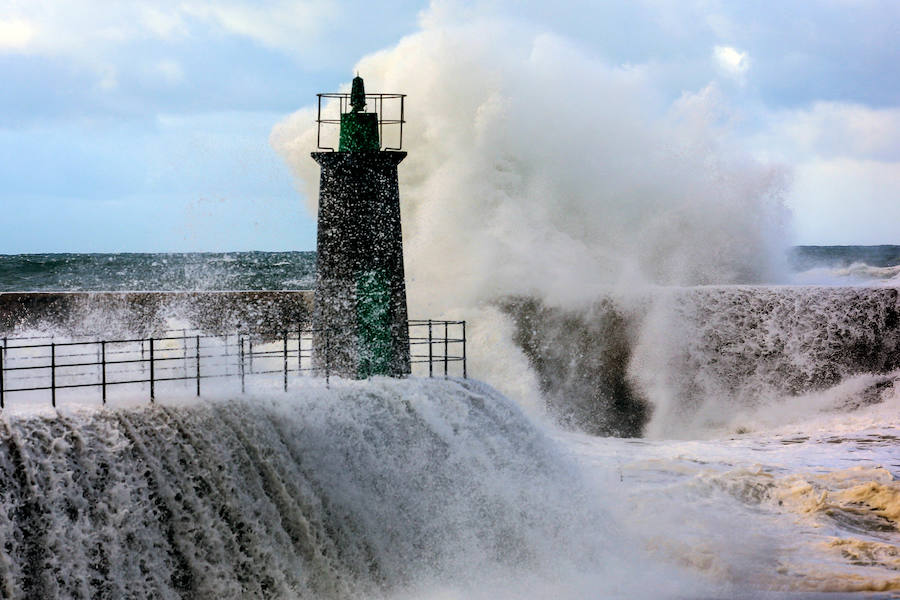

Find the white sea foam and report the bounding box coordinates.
[568,423,900,594]
[792,262,900,286]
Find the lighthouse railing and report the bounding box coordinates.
[316,92,406,151]
[0,320,466,409]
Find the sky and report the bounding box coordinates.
[0,0,898,253]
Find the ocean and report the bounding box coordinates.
[1,246,897,292]
[0,247,898,598]
[0,251,316,292]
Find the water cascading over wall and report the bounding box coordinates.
[0,379,638,599]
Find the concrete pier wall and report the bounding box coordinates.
[0,291,314,337]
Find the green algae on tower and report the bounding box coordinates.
[311,76,410,378]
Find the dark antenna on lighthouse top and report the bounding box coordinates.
[316,76,405,151]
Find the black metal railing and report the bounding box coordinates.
[0,320,466,409]
[316,92,406,151]
[408,319,466,379]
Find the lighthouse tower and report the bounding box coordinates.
[311,76,410,378]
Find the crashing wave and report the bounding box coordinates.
[503,286,900,438]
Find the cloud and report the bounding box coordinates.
[138,7,190,39]
[713,45,749,80]
[0,3,173,55]
[754,102,900,163]
[181,1,337,53]
[0,18,34,51]
[0,0,359,125]
[747,102,900,244]
[0,1,339,61]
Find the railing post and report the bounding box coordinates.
[325,330,331,387]
[428,320,433,378]
[101,340,107,405]
[297,323,302,373]
[149,337,155,402]
[224,333,230,376]
[444,321,449,378]
[239,335,245,393]
[50,342,56,408]
[249,339,254,375]
[0,345,5,410]
[195,335,201,396]
[283,330,288,392]
[462,321,467,379]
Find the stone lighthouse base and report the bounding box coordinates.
[311,151,411,379]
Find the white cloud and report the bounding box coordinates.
[1,1,338,58]
[713,45,749,80]
[749,102,900,244]
[788,157,900,244]
[754,102,900,163]
[139,7,189,39]
[0,18,34,51]
[0,3,178,56]
[0,0,343,101]
[180,1,338,53]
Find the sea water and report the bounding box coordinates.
[0,252,315,292]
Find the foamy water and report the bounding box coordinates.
[566,392,900,594]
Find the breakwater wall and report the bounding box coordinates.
[0,292,314,337]
[502,287,900,437]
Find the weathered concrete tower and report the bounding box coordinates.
[311,76,410,378]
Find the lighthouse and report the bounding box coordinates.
[311,76,411,378]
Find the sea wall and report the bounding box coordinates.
[0,291,314,337]
[503,287,900,437]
